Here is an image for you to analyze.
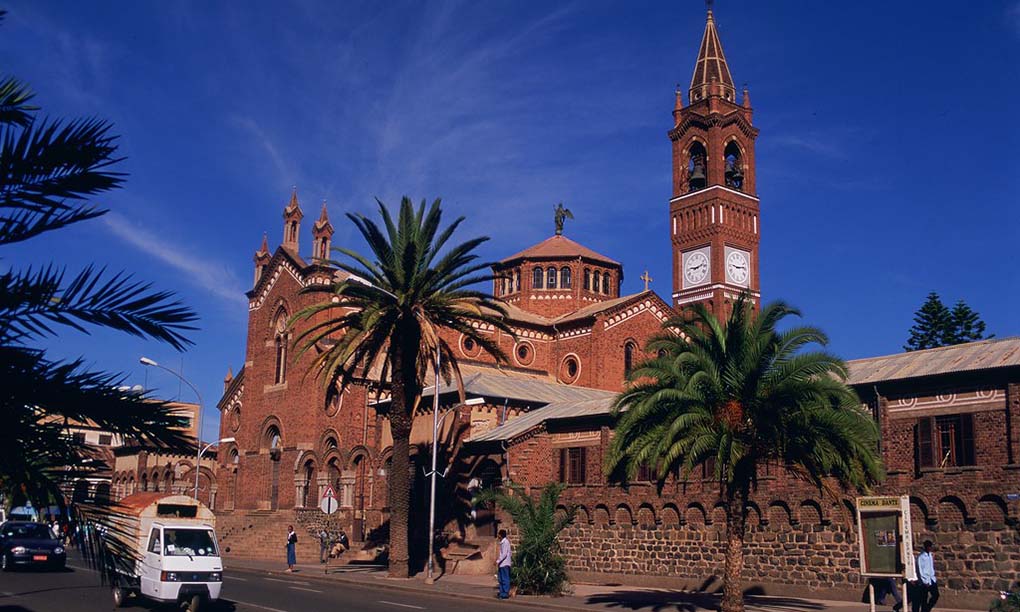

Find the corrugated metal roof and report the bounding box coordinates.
[422,369,615,405]
[848,336,1020,386]
[469,396,616,443]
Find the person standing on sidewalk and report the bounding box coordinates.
[285,525,298,572]
[496,529,512,599]
[913,540,939,612]
[318,528,329,563]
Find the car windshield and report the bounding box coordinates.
[163,529,217,557]
[2,523,52,539]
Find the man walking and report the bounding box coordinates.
[496,529,512,599]
[913,540,939,612]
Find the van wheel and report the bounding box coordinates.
[112,585,128,608]
[186,595,202,612]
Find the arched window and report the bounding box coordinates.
[592,271,601,294]
[688,141,707,192]
[624,341,637,375]
[302,460,316,507]
[546,266,557,289]
[583,268,591,291]
[273,311,288,384]
[724,141,744,191]
[560,266,572,289]
[603,272,611,295]
[532,267,543,289]
[513,270,520,293]
[266,425,282,451]
[230,448,240,465]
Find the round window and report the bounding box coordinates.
[464,337,476,351]
[566,358,578,378]
[514,342,535,366]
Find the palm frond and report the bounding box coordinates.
[0,265,197,349]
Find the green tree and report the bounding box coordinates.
[606,295,883,612]
[947,300,990,345]
[904,292,952,351]
[0,60,198,506]
[474,483,574,595]
[292,197,513,577]
[905,292,991,351]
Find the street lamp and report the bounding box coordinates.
[346,275,462,584]
[140,357,206,500]
[195,437,235,497]
[425,396,483,583]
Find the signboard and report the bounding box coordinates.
[320,485,339,515]
[855,496,915,581]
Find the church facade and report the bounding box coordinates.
[211,8,1019,607]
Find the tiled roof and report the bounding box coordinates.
[500,235,619,266]
[492,291,662,329]
[847,337,1020,386]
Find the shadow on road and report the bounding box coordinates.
[584,586,828,612]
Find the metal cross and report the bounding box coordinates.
[640,270,653,291]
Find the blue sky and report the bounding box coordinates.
[4,1,1019,442]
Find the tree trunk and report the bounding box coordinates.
[721,485,748,612]
[386,328,419,578]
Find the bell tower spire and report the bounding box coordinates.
[689,2,735,105]
[312,200,334,261]
[668,4,760,318]
[282,187,304,253]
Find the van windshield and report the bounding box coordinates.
[163,528,218,557]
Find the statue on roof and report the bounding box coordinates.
[553,202,573,236]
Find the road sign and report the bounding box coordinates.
[320,485,339,514]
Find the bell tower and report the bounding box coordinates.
[669,5,760,317]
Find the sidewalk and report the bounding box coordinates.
[224,557,984,612]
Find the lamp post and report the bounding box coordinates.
[196,437,235,498]
[347,275,468,584]
[140,357,206,500]
[425,396,484,583]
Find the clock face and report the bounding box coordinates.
[684,251,710,286]
[726,250,749,286]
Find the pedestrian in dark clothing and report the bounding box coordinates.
[285,525,298,572]
[496,529,511,599]
[912,540,939,612]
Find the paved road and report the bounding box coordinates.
[0,558,530,612]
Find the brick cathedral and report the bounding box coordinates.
[175,7,1015,607]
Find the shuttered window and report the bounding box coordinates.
[916,413,975,469]
[559,447,587,484]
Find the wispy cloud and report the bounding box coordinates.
[231,115,300,192]
[102,213,248,306]
[772,134,847,159]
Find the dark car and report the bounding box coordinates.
[0,521,66,571]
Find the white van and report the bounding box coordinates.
[86,493,223,612]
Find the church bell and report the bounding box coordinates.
[689,159,707,191]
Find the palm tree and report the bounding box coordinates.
[0,64,198,507]
[474,483,575,595]
[606,295,883,612]
[292,197,513,577]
